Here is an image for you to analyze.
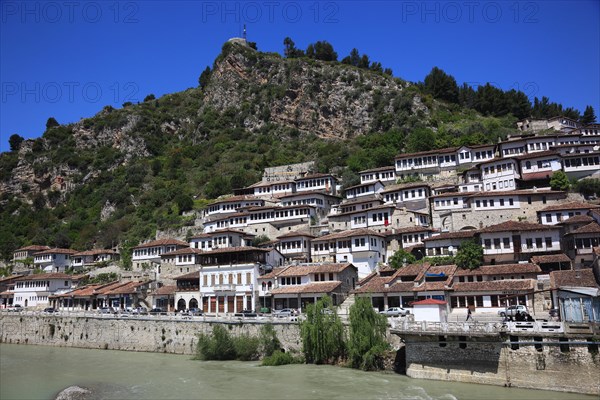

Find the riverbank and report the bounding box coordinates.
[1,344,595,400]
[1,313,597,396]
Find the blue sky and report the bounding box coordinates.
[1,0,599,152]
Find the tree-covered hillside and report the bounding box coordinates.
[0,40,594,263]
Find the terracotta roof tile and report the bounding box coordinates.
[313,228,385,241]
[161,247,204,257]
[16,273,80,281]
[73,249,117,256]
[479,221,557,233]
[258,267,289,280]
[174,271,200,281]
[566,222,600,235]
[422,230,478,242]
[539,201,600,212]
[452,280,535,292]
[359,166,396,174]
[133,238,188,249]
[381,182,430,193]
[454,263,541,276]
[35,248,78,255]
[270,281,341,295]
[208,195,263,205]
[279,191,341,199]
[353,276,393,294]
[14,245,50,252]
[395,147,459,159]
[153,285,177,296]
[277,263,355,277]
[530,254,572,264]
[550,269,600,289]
[557,215,595,225]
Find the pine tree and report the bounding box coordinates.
[423,67,459,104]
[581,105,597,125]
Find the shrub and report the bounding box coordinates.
[196,325,236,360]
[259,323,280,357]
[261,351,303,366]
[233,333,260,361]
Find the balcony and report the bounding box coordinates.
[213,284,236,292]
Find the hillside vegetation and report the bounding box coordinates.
[0,40,584,263]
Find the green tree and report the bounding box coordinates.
[348,296,389,370]
[9,134,24,152]
[283,37,303,58]
[175,193,194,213]
[259,323,281,357]
[198,66,211,88]
[389,249,416,269]
[581,105,597,125]
[549,170,570,191]
[300,296,345,364]
[423,67,459,103]
[252,235,271,247]
[305,41,337,62]
[341,48,360,66]
[455,239,483,270]
[46,117,59,129]
[575,179,600,197]
[144,94,156,102]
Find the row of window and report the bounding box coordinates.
[201,272,253,287]
[282,198,325,206]
[249,209,310,221]
[361,171,395,181]
[483,162,514,176]
[14,296,48,302]
[564,156,600,168]
[475,198,515,208]
[484,179,515,191]
[133,246,178,257]
[297,178,332,189]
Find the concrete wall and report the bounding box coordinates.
[0,314,302,356]
[403,334,600,395]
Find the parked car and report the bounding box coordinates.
[98,307,114,314]
[8,305,23,312]
[130,307,148,315]
[379,307,410,317]
[235,309,257,317]
[273,308,295,317]
[43,307,57,313]
[188,308,203,316]
[498,305,528,318]
[149,308,167,315]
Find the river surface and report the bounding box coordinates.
[0,344,595,400]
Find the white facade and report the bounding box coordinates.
[480,159,519,191]
[359,168,396,185]
[13,274,77,308]
[33,249,77,273]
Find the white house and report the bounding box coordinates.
[71,249,119,270]
[479,221,562,264]
[13,245,50,262]
[344,181,385,200]
[12,273,82,308]
[204,196,264,217]
[537,202,600,225]
[359,166,396,185]
[275,231,315,262]
[295,173,338,195]
[479,158,519,192]
[311,228,386,277]
[33,248,77,273]
[132,238,189,270]
[189,229,254,250]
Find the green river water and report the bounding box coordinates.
[0,344,595,400]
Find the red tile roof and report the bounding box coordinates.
[161,247,204,257]
[454,264,541,276]
[479,221,557,233]
[208,195,262,205]
[422,230,478,241]
[174,271,200,281]
[200,246,269,255]
[566,222,600,235]
[550,269,600,289]
[35,248,78,255]
[152,285,177,296]
[16,273,81,281]
[381,182,430,193]
[258,267,288,280]
[270,281,341,295]
[277,263,355,277]
[452,280,535,292]
[359,166,396,174]
[276,231,316,239]
[412,299,447,305]
[395,147,459,159]
[513,150,559,160]
[519,171,555,181]
[530,254,572,264]
[539,201,600,212]
[133,238,188,249]
[73,249,117,256]
[557,215,595,225]
[14,245,50,252]
[312,228,385,241]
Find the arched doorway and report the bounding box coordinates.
[24,299,28,307]
[189,298,198,310]
[177,298,186,311]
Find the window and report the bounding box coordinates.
[526,238,533,249]
[503,238,510,248]
[546,214,552,223]
[484,239,492,249]
[545,237,552,248]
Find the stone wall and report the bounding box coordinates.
[403,334,600,395]
[0,314,302,356]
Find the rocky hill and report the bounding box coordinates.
[0,40,517,261]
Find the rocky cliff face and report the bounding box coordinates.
[0,41,428,206]
[204,42,424,139]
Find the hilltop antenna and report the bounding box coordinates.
[243,24,247,41]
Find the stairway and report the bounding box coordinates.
[336,293,356,317]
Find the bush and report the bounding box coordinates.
[233,333,260,361]
[261,351,303,366]
[196,325,236,360]
[259,323,280,357]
